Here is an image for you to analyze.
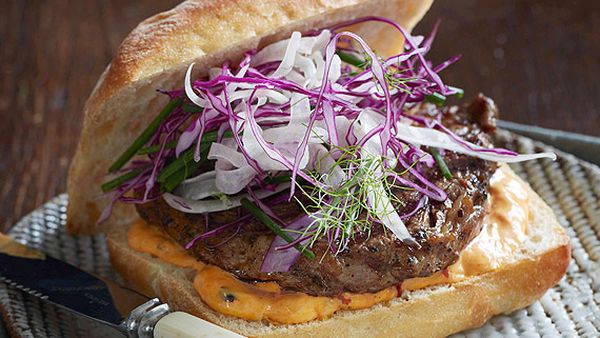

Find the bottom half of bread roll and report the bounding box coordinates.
[107,165,570,338]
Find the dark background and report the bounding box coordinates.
[1,0,599,232]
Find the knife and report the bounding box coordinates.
[0,233,244,338]
[498,120,600,166]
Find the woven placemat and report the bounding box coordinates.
[1,132,599,338]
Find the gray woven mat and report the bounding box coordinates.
[1,132,599,338]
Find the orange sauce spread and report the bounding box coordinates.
[128,165,530,324]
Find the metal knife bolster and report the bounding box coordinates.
[124,298,171,338]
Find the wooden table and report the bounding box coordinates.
[1,0,599,232]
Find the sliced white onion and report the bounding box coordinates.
[208,142,258,194]
[175,171,220,200]
[271,31,302,78]
[308,51,325,89]
[296,30,331,54]
[208,142,247,168]
[227,88,289,105]
[262,124,327,144]
[332,115,353,148]
[284,70,305,85]
[164,183,290,214]
[364,160,417,245]
[328,54,342,83]
[405,35,424,49]
[273,141,310,169]
[353,109,385,156]
[309,144,345,188]
[366,182,417,245]
[394,124,557,163]
[176,118,202,157]
[184,63,208,107]
[214,163,256,195]
[252,38,293,66]
[295,55,317,79]
[309,30,332,55]
[289,93,310,124]
[252,30,331,66]
[331,83,364,104]
[352,81,377,94]
[241,121,288,171]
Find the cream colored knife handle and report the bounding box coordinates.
[154,312,245,338]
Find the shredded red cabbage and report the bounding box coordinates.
[100,16,556,272]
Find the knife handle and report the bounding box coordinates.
[153,312,245,338]
[126,299,245,338]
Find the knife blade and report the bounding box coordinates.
[0,233,244,338]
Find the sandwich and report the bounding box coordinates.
[66,1,571,337]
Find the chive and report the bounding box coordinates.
[155,130,221,183]
[264,175,291,185]
[101,167,146,193]
[185,129,232,146]
[138,129,236,156]
[157,130,238,191]
[448,86,464,98]
[182,104,203,113]
[425,92,446,106]
[137,141,178,155]
[240,198,315,260]
[202,131,218,143]
[108,98,183,173]
[429,147,453,180]
[157,143,209,184]
[336,51,366,69]
[162,159,203,192]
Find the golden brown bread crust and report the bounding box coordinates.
[107,167,571,337]
[67,0,434,234]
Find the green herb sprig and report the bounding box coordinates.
[294,146,420,255]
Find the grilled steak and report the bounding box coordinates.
[136,94,498,296]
